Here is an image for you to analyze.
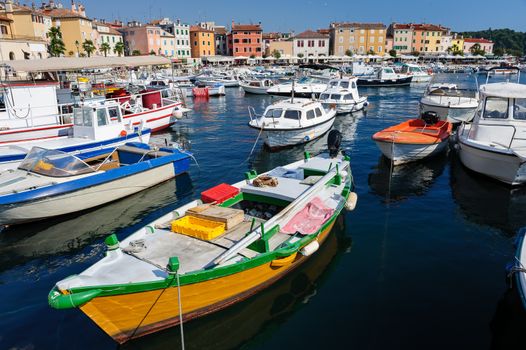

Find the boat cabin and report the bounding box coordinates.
[319,78,360,102]
[0,81,60,123]
[73,101,130,140]
[400,64,427,75]
[467,82,526,148]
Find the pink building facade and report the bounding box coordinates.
[121,23,162,55]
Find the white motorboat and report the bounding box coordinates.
[400,63,433,83]
[0,101,151,171]
[318,77,368,114]
[240,79,275,95]
[357,67,413,87]
[457,82,526,185]
[248,98,336,149]
[267,77,327,98]
[420,78,479,123]
[0,143,191,225]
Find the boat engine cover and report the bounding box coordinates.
[328,130,342,158]
[421,111,439,125]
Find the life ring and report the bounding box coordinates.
[120,130,127,137]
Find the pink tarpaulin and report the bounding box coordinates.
[281,197,334,235]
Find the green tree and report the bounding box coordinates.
[469,43,486,56]
[410,51,420,57]
[494,47,504,56]
[149,49,156,55]
[367,49,375,55]
[114,41,125,57]
[388,49,397,57]
[47,27,66,57]
[297,53,304,58]
[272,50,281,59]
[132,50,141,56]
[82,39,95,57]
[461,28,525,56]
[100,42,111,57]
[74,40,80,55]
[345,49,353,57]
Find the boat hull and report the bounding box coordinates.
[257,117,335,149]
[79,218,337,344]
[375,139,449,165]
[357,76,412,87]
[420,101,477,123]
[124,103,179,133]
[240,85,269,95]
[0,123,73,145]
[322,97,367,114]
[457,138,526,185]
[0,161,184,224]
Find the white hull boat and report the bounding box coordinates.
[240,79,274,95]
[267,78,327,98]
[248,98,336,149]
[420,82,479,123]
[375,138,449,165]
[457,82,526,185]
[319,77,368,115]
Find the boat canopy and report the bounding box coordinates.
[18,147,95,177]
[479,83,526,99]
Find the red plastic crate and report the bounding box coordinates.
[201,183,240,204]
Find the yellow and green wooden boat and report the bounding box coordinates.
[48,150,357,343]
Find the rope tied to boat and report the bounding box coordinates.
[507,257,526,287]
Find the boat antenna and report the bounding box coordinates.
[291,79,295,103]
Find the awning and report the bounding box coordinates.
[0,55,172,73]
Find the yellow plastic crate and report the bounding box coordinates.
[171,216,226,240]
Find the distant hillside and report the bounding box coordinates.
[460,28,525,56]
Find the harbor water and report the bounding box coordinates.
[1,74,526,349]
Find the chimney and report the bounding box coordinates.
[78,3,85,17]
[5,0,13,13]
[71,0,77,12]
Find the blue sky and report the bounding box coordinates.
[84,0,526,32]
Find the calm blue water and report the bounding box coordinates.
[1,73,526,349]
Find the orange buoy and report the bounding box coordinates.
[120,130,127,137]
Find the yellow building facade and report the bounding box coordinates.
[330,22,386,55]
[190,26,215,58]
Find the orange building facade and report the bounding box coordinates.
[228,22,262,57]
[190,25,215,58]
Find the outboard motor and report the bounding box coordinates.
[421,111,439,125]
[327,130,342,158]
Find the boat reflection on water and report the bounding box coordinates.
[122,215,350,350]
[450,156,526,236]
[489,287,526,349]
[0,174,193,272]
[368,152,448,203]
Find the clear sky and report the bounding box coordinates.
[84,0,526,32]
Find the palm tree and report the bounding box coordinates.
[114,41,125,57]
[47,27,66,57]
[74,40,80,56]
[100,42,111,57]
[82,39,96,57]
[272,49,281,59]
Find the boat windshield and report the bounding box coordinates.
[18,147,96,177]
[319,93,330,100]
[265,108,283,118]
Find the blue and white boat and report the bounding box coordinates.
[0,142,191,225]
[0,101,151,171]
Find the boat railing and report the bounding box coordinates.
[248,106,262,124]
[461,122,520,149]
[0,102,74,128]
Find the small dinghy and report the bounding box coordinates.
[372,112,452,165]
[48,134,357,343]
[0,143,191,225]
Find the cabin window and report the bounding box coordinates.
[384,68,394,74]
[514,99,526,120]
[329,81,338,87]
[344,94,354,100]
[96,108,108,126]
[352,81,357,88]
[483,98,508,119]
[264,108,282,118]
[0,93,5,109]
[315,108,323,117]
[74,108,93,127]
[108,106,121,122]
[283,110,301,120]
[340,81,349,89]
[331,94,342,101]
[319,93,329,100]
[306,110,315,119]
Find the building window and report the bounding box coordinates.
[378,46,382,52]
[370,37,374,43]
[339,37,343,43]
[319,40,325,47]
[360,36,364,43]
[0,25,8,35]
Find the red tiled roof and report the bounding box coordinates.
[214,27,227,35]
[232,23,262,31]
[393,23,449,32]
[190,25,214,33]
[42,8,89,20]
[464,38,493,44]
[295,30,328,39]
[332,22,386,29]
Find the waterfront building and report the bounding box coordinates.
[263,32,294,56]
[463,38,494,54]
[267,39,293,57]
[121,22,162,55]
[93,20,123,56]
[293,30,329,57]
[450,34,464,53]
[160,29,175,58]
[158,18,191,59]
[0,0,50,60]
[190,25,215,58]
[41,1,97,57]
[214,26,228,56]
[389,23,449,54]
[228,22,263,57]
[330,22,386,55]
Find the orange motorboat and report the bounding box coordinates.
[372,113,452,165]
